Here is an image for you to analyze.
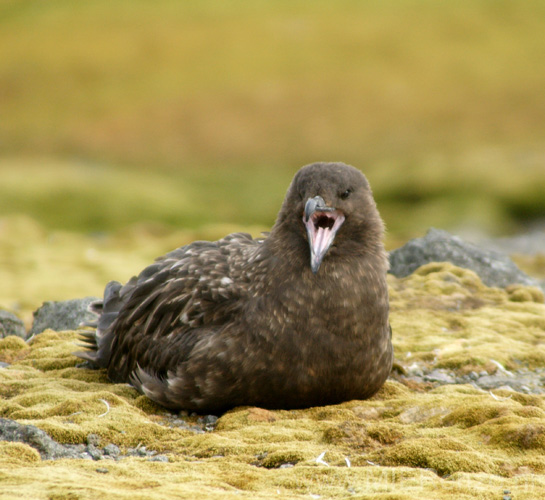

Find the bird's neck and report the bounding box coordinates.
[256,226,389,311]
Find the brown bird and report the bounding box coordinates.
[77,162,392,413]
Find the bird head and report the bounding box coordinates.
[274,162,384,275]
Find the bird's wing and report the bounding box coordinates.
[78,233,258,380]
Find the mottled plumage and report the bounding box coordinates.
[77,162,392,413]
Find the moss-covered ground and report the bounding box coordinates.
[1,218,545,499]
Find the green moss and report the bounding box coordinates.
[0,442,41,464]
[486,419,545,451]
[373,438,500,477]
[260,450,305,469]
[506,285,545,304]
[1,218,545,498]
[0,335,29,363]
[442,402,513,428]
[2,320,541,497]
[390,262,545,371]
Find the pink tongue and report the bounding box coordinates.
[313,226,332,262]
[310,227,331,272]
[307,212,345,273]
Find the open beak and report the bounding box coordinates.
[303,196,345,274]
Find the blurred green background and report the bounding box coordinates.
[2,0,545,239]
[1,0,545,316]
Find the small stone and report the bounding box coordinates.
[86,444,103,460]
[95,467,109,474]
[87,434,101,446]
[424,369,454,384]
[30,297,99,336]
[148,455,169,462]
[103,444,120,458]
[203,414,218,431]
[203,415,218,425]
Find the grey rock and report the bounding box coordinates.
[0,418,140,462]
[201,414,219,432]
[389,228,543,291]
[0,310,27,340]
[0,362,10,368]
[30,297,99,336]
[86,443,104,460]
[160,411,219,433]
[475,374,544,394]
[103,443,121,458]
[203,414,218,426]
[137,446,149,456]
[423,369,455,384]
[148,455,169,462]
[0,418,82,460]
[87,433,101,446]
[396,361,545,396]
[126,445,159,458]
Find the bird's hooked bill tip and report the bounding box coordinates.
[304,196,334,222]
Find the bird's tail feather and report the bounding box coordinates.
[74,280,126,368]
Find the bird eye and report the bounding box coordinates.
[339,189,351,200]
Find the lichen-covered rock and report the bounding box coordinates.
[1,263,545,499]
[0,418,84,460]
[389,228,544,291]
[0,310,26,340]
[29,297,99,336]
